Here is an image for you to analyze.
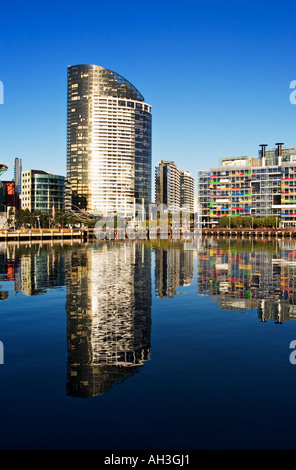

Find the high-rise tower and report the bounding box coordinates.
[13,158,22,194]
[67,64,152,215]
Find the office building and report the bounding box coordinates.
[67,64,152,216]
[21,170,65,214]
[197,143,296,228]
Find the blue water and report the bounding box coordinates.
[1,240,296,449]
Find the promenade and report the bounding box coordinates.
[202,227,296,238]
[0,228,84,242]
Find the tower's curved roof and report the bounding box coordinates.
[103,67,144,101]
[68,64,145,102]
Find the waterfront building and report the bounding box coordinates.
[155,161,194,212]
[1,181,18,213]
[67,64,152,216]
[198,143,296,228]
[21,170,65,214]
[155,160,180,210]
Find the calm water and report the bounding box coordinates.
[1,238,296,449]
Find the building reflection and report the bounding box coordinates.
[65,243,152,397]
[0,243,65,296]
[197,239,296,323]
[155,247,193,297]
[4,237,296,398]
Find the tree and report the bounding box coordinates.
[219,216,230,228]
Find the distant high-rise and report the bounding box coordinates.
[13,158,22,194]
[180,171,194,212]
[155,160,181,210]
[67,64,152,215]
[155,160,194,212]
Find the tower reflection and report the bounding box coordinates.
[65,243,152,397]
[155,247,193,298]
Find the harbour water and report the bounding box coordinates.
[1,238,296,449]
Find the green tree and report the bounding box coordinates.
[219,216,230,228]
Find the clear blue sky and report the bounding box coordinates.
[0,0,295,190]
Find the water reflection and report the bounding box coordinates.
[0,243,65,296]
[198,238,296,323]
[2,239,296,398]
[65,243,152,397]
[155,248,194,297]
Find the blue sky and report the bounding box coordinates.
[0,0,295,191]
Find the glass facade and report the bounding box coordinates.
[21,170,65,214]
[259,147,296,166]
[67,64,152,215]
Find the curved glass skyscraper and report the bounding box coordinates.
[67,64,152,215]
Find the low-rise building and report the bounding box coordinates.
[21,170,65,214]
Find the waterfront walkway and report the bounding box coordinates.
[202,227,296,238]
[0,228,84,242]
[2,227,296,242]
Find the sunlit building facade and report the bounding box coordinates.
[155,161,194,212]
[198,144,296,228]
[180,171,194,212]
[21,170,65,214]
[67,64,152,215]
